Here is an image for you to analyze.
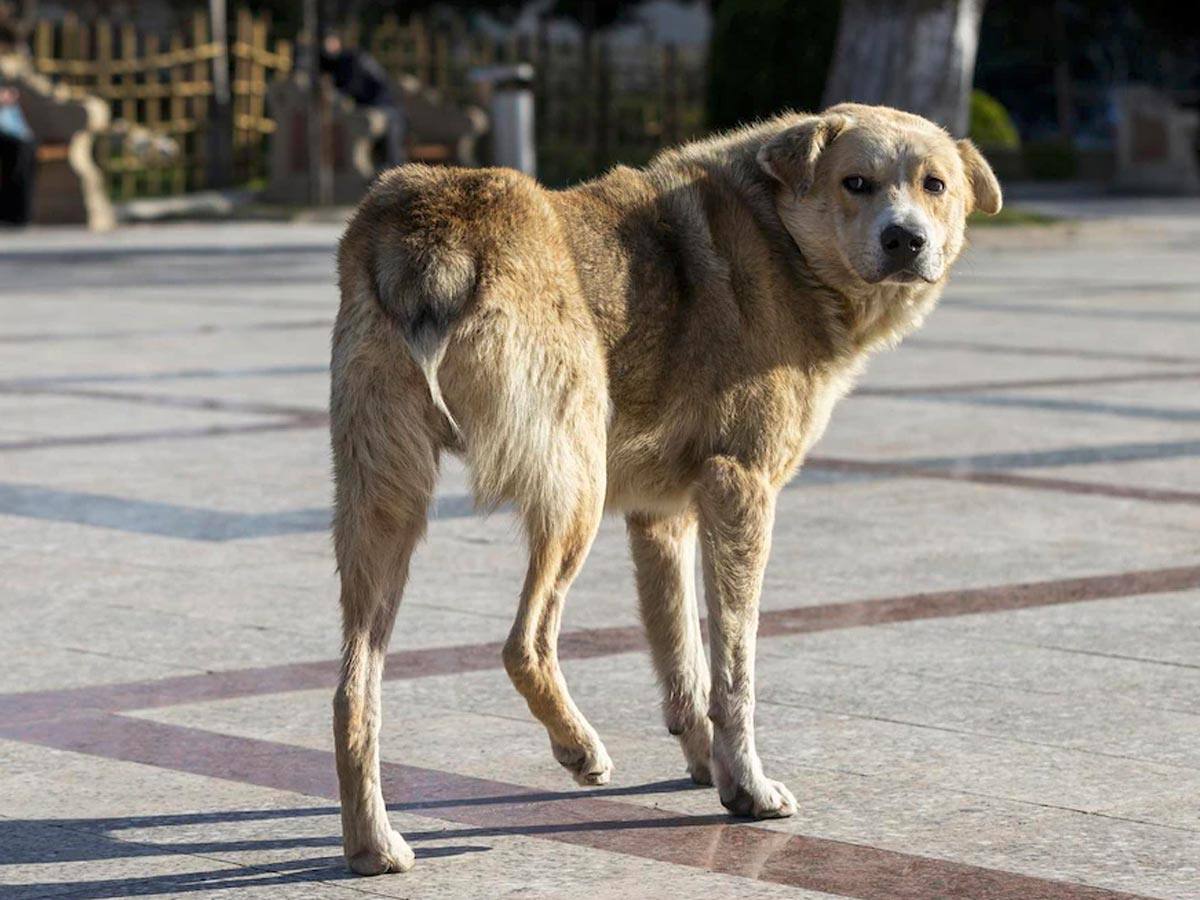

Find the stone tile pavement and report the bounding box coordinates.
[1,203,1198,898]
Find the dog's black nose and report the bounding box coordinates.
[880,224,927,265]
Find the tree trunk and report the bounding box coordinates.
[821,0,985,136]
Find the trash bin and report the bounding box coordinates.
[470,63,535,177]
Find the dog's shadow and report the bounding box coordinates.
[390,774,703,813]
[0,806,481,898]
[2,778,720,897]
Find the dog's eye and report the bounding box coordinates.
[923,176,946,194]
[842,175,872,194]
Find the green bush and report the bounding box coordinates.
[706,0,841,131]
[969,90,1020,150]
[1023,139,1079,180]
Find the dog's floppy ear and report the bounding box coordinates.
[757,114,850,196]
[957,139,1002,215]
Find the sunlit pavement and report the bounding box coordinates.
[2,203,1198,899]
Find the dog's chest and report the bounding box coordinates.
[602,360,857,512]
[754,365,857,485]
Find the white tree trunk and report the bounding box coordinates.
[821,0,984,136]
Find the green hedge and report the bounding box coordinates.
[969,90,1020,150]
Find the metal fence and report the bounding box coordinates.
[345,14,707,185]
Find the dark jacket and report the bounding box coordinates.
[319,49,393,108]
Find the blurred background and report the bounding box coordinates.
[2,0,1199,226]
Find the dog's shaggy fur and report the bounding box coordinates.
[330,104,1001,874]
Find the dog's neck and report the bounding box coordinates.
[788,237,945,360]
[835,276,944,356]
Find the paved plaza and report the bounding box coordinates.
[1,204,1199,898]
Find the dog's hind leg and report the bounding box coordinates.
[502,453,611,786]
[331,383,438,876]
[627,509,713,785]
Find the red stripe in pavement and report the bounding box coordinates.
[3,564,1197,726]
[0,713,1149,900]
[0,417,326,453]
[906,337,1200,366]
[856,368,1200,397]
[0,318,331,344]
[0,383,325,418]
[807,456,1200,506]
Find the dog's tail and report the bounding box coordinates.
[371,237,476,441]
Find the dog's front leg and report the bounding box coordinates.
[695,456,796,819]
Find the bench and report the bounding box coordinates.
[264,72,487,205]
[1,55,114,229]
[1113,85,1200,195]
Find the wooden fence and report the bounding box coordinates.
[29,10,704,198]
[31,10,290,199]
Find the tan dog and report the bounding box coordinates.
[330,103,1001,874]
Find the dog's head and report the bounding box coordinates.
[758,104,1001,289]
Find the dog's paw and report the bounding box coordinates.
[719,777,797,819]
[688,759,714,786]
[346,829,416,876]
[551,738,613,786]
[674,719,713,786]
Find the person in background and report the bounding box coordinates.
[320,31,406,168]
[0,16,35,226]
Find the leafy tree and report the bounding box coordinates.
[544,1,645,33]
[706,0,840,130]
[977,0,1200,141]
